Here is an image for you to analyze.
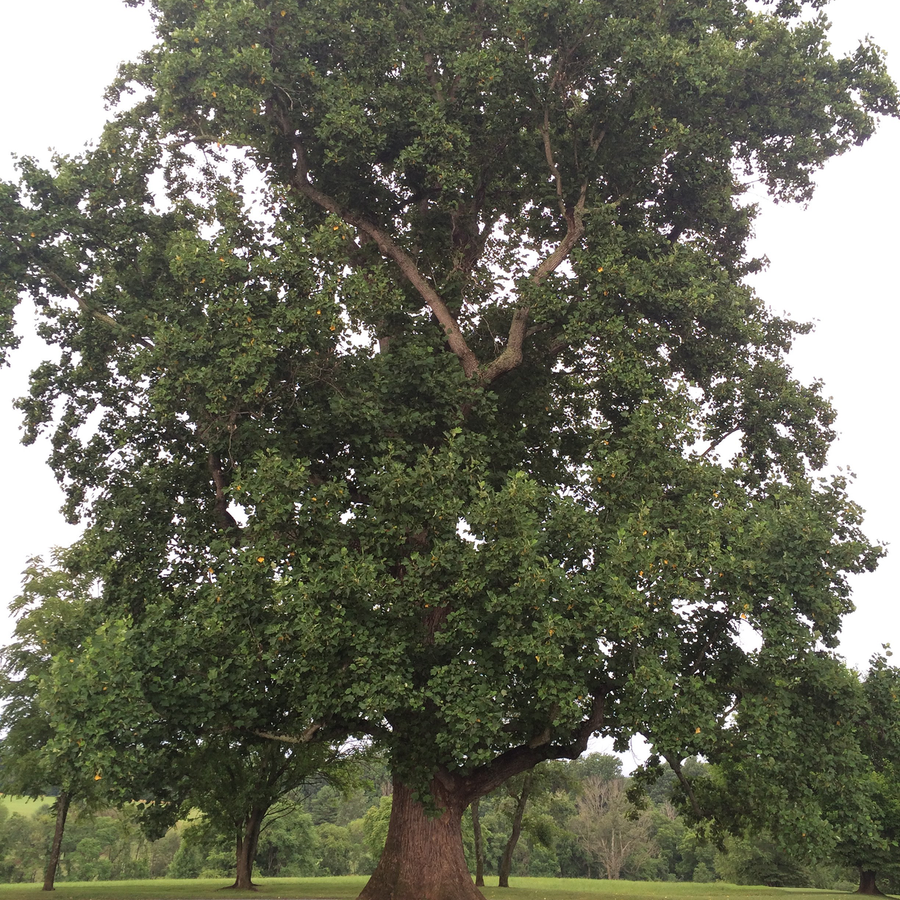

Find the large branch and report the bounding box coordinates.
[208,452,240,535]
[532,107,589,285]
[456,692,607,804]
[478,118,588,387]
[282,129,481,378]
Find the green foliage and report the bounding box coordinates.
[832,655,900,886]
[361,797,392,861]
[714,834,810,888]
[315,822,375,877]
[68,838,113,883]
[0,877,870,900]
[255,808,320,878]
[0,805,54,883]
[0,761,876,888]
[0,556,105,805]
[0,800,182,885]
[166,820,229,880]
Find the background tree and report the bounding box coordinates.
[644,651,900,895]
[163,737,350,890]
[0,555,108,891]
[714,832,814,888]
[470,799,485,887]
[253,805,320,878]
[837,655,900,895]
[497,772,534,888]
[0,1,896,899]
[570,776,655,880]
[492,760,574,885]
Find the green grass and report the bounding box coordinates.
[0,796,50,817]
[0,877,365,900]
[0,876,362,900]
[0,878,878,900]
[477,880,869,900]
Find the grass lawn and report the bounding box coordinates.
[0,878,878,900]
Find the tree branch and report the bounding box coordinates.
[11,236,154,349]
[699,426,741,459]
[253,722,323,744]
[280,124,481,378]
[477,109,590,386]
[531,104,589,283]
[531,181,588,286]
[459,692,606,804]
[208,452,240,534]
[665,754,704,820]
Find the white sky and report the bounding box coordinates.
[0,0,898,683]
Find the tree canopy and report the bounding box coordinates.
[0,1,896,898]
[643,651,900,896]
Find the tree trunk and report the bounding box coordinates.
[857,869,885,896]
[227,806,266,890]
[498,772,533,888]
[42,789,71,891]
[471,799,485,888]
[358,778,482,900]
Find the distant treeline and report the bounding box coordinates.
[0,755,874,889]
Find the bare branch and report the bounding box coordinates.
[478,307,530,385]
[208,452,240,534]
[253,722,323,744]
[543,105,567,212]
[700,427,741,459]
[479,179,587,385]
[532,179,588,285]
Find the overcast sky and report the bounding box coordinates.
[0,0,898,681]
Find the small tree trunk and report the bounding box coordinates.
[42,789,71,891]
[498,772,533,888]
[228,806,266,890]
[358,777,482,900]
[857,869,885,896]
[471,799,485,887]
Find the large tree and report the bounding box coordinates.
[0,1,895,898]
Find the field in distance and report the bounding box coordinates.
[0,878,885,900]
[0,796,49,817]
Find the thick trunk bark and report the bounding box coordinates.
[857,869,885,895]
[471,799,485,888]
[227,807,265,890]
[355,693,607,900]
[42,789,70,891]
[358,778,482,900]
[498,772,532,888]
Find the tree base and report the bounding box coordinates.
[358,779,484,900]
[856,870,885,896]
